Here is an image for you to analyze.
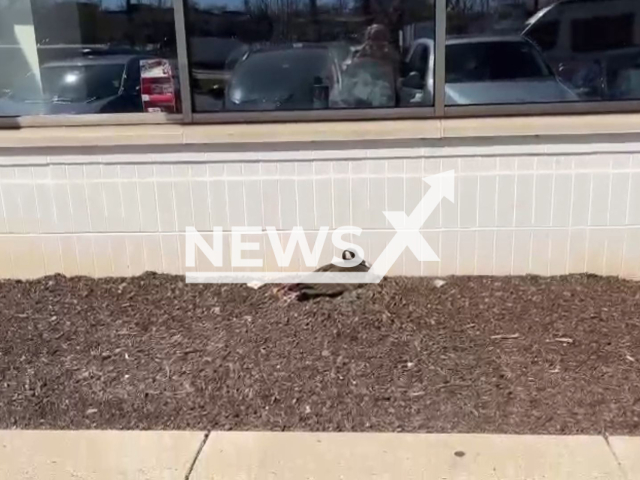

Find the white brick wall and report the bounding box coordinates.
[0,142,639,279]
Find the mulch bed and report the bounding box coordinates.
[1,273,639,434]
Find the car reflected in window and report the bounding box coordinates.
[0,57,137,115]
[444,37,577,104]
[216,45,340,111]
[400,36,577,106]
[0,54,180,115]
[445,0,640,105]
[186,0,436,112]
[0,0,180,116]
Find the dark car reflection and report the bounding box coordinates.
[0,55,149,116]
[220,45,342,111]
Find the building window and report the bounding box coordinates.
[446,0,576,106]
[0,0,180,117]
[447,0,640,105]
[3,0,640,121]
[186,0,436,112]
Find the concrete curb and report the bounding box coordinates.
[0,430,638,479]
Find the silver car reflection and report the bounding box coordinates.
[400,36,578,105]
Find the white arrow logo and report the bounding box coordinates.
[186,170,455,284]
[369,170,455,278]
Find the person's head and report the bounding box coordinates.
[364,24,390,45]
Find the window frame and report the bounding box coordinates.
[1,0,640,128]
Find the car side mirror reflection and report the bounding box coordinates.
[401,71,424,90]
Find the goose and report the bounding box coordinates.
[276,249,370,301]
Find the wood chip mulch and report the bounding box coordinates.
[1,273,639,434]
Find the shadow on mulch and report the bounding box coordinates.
[0,273,639,434]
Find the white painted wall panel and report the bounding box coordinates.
[0,138,639,280]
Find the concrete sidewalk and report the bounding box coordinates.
[0,430,638,479]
